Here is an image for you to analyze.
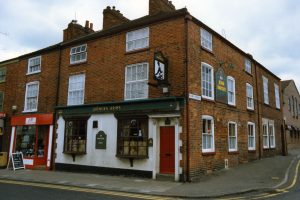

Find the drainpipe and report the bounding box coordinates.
[254,61,262,159]
[51,45,62,170]
[184,13,191,182]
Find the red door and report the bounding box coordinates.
[34,126,49,166]
[160,126,175,174]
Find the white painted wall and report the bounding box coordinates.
[55,114,153,171]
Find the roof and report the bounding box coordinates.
[282,80,292,90]
[0,7,282,81]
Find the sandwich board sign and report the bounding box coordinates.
[7,152,25,170]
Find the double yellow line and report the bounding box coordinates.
[0,179,178,200]
[219,159,300,200]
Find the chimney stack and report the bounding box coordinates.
[102,6,130,30]
[63,20,95,41]
[149,0,176,15]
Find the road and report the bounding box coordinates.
[0,180,175,200]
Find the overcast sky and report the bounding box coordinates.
[0,0,299,89]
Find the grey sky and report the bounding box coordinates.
[0,0,299,89]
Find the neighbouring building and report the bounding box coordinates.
[0,0,285,181]
[282,80,300,149]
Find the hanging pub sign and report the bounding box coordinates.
[154,51,168,85]
[215,67,228,104]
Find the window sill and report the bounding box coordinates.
[202,96,215,103]
[26,71,41,76]
[202,151,216,156]
[116,155,148,159]
[247,108,255,112]
[244,70,253,76]
[201,46,214,55]
[125,47,150,55]
[263,103,270,107]
[228,151,239,155]
[228,104,237,108]
[63,151,86,155]
[248,149,256,153]
[69,60,87,66]
[0,80,5,84]
[22,110,37,113]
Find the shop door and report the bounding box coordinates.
[160,126,175,174]
[34,126,49,166]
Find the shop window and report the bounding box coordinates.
[15,125,48,158]
[64,118,88,154]
[116,116,148,158]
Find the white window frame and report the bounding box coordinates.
[263,76,269,105]
[201,62,214,100]
[27,56,41,75]
[227,76,236,106]
[200,28,212,51]
[67,74,85,106]
[269,121,276,148]
[274,83,280,109]
[246,83,254,110]
[262,120,269,149]
[124,62,149,100]
[228,121,238,152]
[245,58,251,74]
[70,44,87,64]
[126,27,149,52]
[247,122,256,151]
[202,115,215,153]
[24,81,39,112]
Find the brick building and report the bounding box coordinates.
[282,80,300,149]
[0,0,285,181]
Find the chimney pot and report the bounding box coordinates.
[90,23,93,30]
[112,6,115,10]
[85,20,89,28]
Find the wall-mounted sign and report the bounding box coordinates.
[154,51,168,84]
[25,117,36,125]
[215,68,228,104]
[95,131,107,149]
[189,93,201,101]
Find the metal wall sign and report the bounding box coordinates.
[95,131,107,149]
[215,67,228,104]
[154,51,168,85]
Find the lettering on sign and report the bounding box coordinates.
[93,106,121,113]
[8,152,25,170]
[95,131,107,149]
[215,67,228,104]
[189,93,201,101]
[25,117,36,125]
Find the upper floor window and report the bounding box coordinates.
[200,28,212,51]
[227,76,236,106]
[263,76,269,104]
[24,81,39,112]
[274,83,280,109]
[202,115,215,153]
[0,67,6,83]
[126,27,149,52]
[125,63,148,100]
[70,44,87,64]
[288,98,291,111]
[248,122,255,150]
[68,74,85,105]
[228,121,237,152]
[27,56,41,74]
[246,83,254,110]
[0,91,4,111]
[245,58,251,74]
[201,62,214,100]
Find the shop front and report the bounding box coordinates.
[9,113,54,170]
[55,97,184,181]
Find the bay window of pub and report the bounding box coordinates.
[15,125,48,159]
[64,117,88,154]
[117,116,148,158]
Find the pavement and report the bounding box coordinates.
[0,149,300,199]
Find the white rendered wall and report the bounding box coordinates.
[55,114,153,171]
